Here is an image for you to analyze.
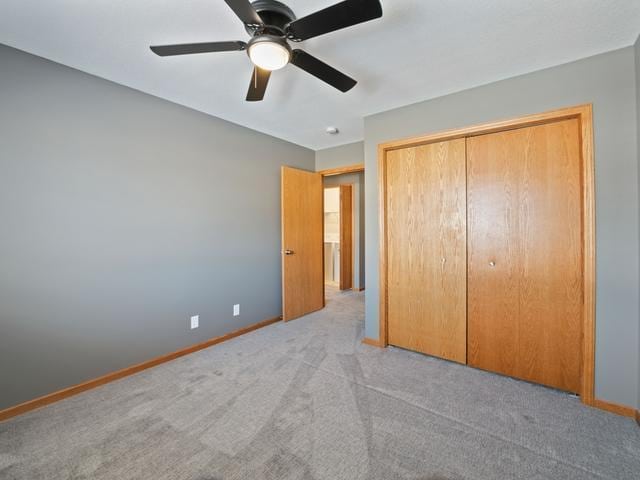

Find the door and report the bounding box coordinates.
[386,139,467,363]
[281,166,324,321]
[467,119,583,393]
[339,184,353,290]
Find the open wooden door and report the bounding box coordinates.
[281,166,324,321]
[339,184,353,290]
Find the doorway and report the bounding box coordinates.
[322,168,365,298]
[323,185,353,291]
[281,164,364,321]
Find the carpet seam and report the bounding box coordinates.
[293,354,617,480]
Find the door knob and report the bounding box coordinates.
[489,261,496,267]
[283,249,294,255]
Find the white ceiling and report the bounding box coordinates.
[1,1,639,149]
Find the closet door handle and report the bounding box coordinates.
[283,249,294,255]
[489,261,496,267]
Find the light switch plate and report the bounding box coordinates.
[233,304,240,316]
[190,315,199,329]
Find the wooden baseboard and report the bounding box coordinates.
[591,398,637,418]
[0,315,282,423]
[362,337,384,348]
[4,319,636,425]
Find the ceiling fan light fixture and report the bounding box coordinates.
[248,38,290,71]
[150,0,384,101]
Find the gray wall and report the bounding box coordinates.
[364,47,640,408]
[0,44,314,410]
[635,35,640,411]
[323,172,365,289]
[316,142,364,171]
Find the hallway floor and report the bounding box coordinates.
[1,289,639,479]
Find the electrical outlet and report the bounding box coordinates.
[190,315,199,329]
[233,304,240,316]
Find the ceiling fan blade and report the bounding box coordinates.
[246,67,271,101]
[223,0,264,25]
[286,0,382,41]
[290,50,356,92]
[150,41,246,57]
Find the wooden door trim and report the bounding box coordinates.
[377,104,596,406]
[590,398,637,418]
[319,163,364,176]
[339,184,354,290]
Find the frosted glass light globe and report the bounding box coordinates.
[248,41,290,71]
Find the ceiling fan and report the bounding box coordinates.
[150,0,383,101]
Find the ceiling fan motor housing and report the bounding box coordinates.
[244,0,297,36]
[247,34,291,52]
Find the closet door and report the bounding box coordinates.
[467,119,583,393]
[386,139,467,363]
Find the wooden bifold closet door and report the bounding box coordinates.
[384,117,585,394]
[386,139,467,363]
[466,119,583,393]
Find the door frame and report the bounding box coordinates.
[319,163,364,176]
[322,184,355,290]
[377,104,595,405]
[321,163,364,292]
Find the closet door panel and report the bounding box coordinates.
[465,133,521,376]
[467,119,583,393]
[386,139,467,363]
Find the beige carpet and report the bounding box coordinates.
[1,288,639,479]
